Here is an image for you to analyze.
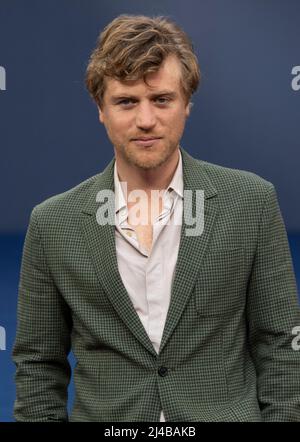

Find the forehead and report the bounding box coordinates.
[103,55,184,98]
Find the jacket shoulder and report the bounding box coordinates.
[198,159,275,195]
[29,173,102,222]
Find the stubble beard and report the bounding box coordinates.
[119,141,178,170]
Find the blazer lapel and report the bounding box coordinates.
[159,148,218,353]
[80,159,157,357]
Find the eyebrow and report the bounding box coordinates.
[110,91,178,103]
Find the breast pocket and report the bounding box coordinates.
[193,248,247,316]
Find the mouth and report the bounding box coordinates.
[131,137,162,147]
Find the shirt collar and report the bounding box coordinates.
[114,148,183,214]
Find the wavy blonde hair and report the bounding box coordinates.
[85,14,200,107]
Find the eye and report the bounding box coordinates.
[117,98,136,107]
[155,96,171,105]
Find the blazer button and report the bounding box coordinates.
[158,366,168,377]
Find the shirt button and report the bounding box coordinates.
[158,366,168,377]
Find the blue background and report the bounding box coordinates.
[0,0,299,422]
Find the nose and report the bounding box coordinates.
[135,101,156,130]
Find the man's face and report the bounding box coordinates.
[98,55,190,170]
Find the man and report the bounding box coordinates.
[12,14,300,422]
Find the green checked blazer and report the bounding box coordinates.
[12,147,300,422]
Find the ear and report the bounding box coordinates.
[185,102,191,118]
[98,105,104,124]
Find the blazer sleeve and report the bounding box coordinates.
[246,183,300,421]
[12,206,73,422]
